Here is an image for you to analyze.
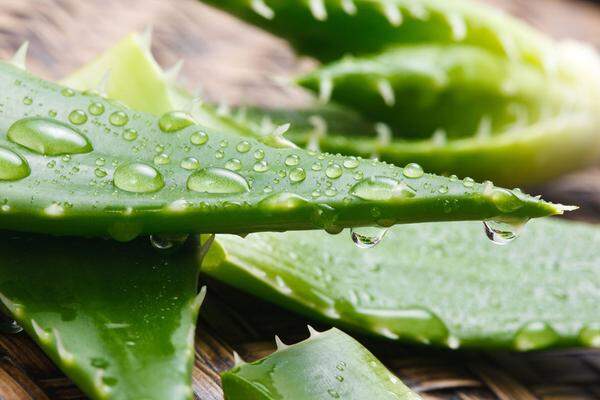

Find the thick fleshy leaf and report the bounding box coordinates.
[203,219,600,350]
[0,233,208,399]
[222,327,421,399]
[200,0,555,70]
[0,61,566,241]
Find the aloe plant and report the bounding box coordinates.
[200,0,555,70]
[223,327,421,399]
[0,232,211,400]
[203,219,600,350]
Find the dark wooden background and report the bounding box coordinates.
[0,0,599,399]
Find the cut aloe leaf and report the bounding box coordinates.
[200,0,555,71]
[203,219,600,350]
[0,60,566,240]
[222,327,421,399]
[0,233,208,400]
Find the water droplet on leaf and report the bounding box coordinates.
[7,117,92,155]
[113,162,165,193]
[350,226,389,248]
[0,146,30,181]
[187,167,250,195]
[158,111,195,133]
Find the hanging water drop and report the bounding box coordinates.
[150,234,189,251]
[158,111,196,133]
[350,226,389,249]
[7,117,93,156]
[113,162,165,193]
[483,219,528,245]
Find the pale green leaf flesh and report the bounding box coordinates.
[0,233,204,400]
[222,328,422,400]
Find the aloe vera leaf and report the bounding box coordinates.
[222,327,421,399]
[298,44,567,139]
[0,59,568,240]
[0,233,208,400]
[200,0,555,70]
[203,218,600,350]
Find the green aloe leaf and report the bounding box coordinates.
[203,219,600,350]
[0,52,567,241]
[222,327,421,399]
[200,0,554,70]
[0,233,208,400]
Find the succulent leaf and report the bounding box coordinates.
[222,327,421,399]
[0,58,566,240]
[200,0,556,70]
[204,219,600,350]
[0,233,207,400]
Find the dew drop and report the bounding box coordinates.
[343,157,359,169]
[312,162,322,171]
[254,149,265,160]
[190,131,208,145]
[7,117,93,156]
[289,167,306,183]
[258,192,309,210]
[350,176,416,201]
[483,219,528,245]
[0,146,30,181]
[187,167,250,195]
[236,140,251,153]
[153,153,170,165]
[350,226,389,249]
[150,234,189,250]
[463,177,475,187]
[326,164,343,179]
[180,157,200,170]
[490,188,524,212]
[88,102,105,116]
[253,160,269,172]
[22,96,32,105]
[514,321,559,351]
[113,162,165,193]
[68,109,88,125]
[215,149,224,159]
[95,168,108,178]
[402,163,424,178]
[225,158,242,171]
[122,128,138,141]
[285,154,300,166]
[158,111,195,133]
[109,111,129,127]
[61,88,75,97]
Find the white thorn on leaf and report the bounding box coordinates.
[319,76,333,103]
[377,79,395,106]
[217,101,231,116]
[447,13,467,41]
[309,0,327,21]
[407,4,428,20]
[140,25,153,52]
[431,128,447,146]
[341,0,356,15]
[307,325,321,337]
[53,329,75,365]
[307,115,327,152]
[31,319,52,343]
[274,335,289,350]
[192,286,207,312]
[375,122,392,147]
[233,351,245,366]
[0,293,24,318]
[10,41,29,70]
[272,123,291,136]
[251,0,275,19]
[96,69,111,97]
[382,3,402,26]
[260,115,275,135]
[164,59,184,83]
[475,116,492,139]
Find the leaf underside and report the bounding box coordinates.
[222,327,421,400]
[0,233,204,400]
[204,219,600,350]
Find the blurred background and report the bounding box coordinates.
[0,0,599,399]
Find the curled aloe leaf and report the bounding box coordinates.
[0,57,566,240]
[223,327,421,399]
[203,219,600,350]
[0,233,208,400]
[200,0,555,70]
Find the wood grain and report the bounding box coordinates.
[0,0,599,399]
